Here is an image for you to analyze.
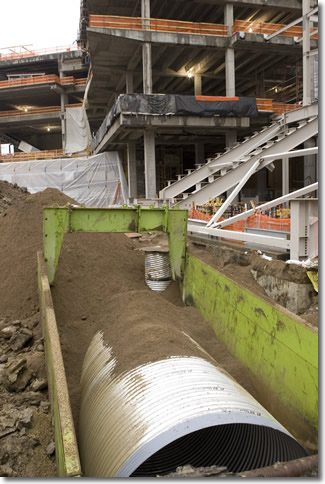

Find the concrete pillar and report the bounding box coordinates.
[304,138,317,186]
[126,71,134,93]
[142,0,152,94]
[127,142,137,199]
[224,3,235,97]
[282,158,290,195]
[195,143,205,164]
[225,131,238,200]
[302,0,311,105]
[194,75,202,96]
[257,169,267,202]
[144,130,156,198]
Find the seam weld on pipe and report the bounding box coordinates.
[79,331,308,477]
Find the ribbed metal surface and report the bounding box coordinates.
[145,252,171,292]
[79,333,308,477]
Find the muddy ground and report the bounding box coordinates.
[0,181,318,477]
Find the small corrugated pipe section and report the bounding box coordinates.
[79,332,308,477]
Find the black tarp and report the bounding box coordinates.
[92,94,258,150]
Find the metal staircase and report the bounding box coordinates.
[159,103,318,209]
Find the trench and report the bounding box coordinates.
[50,232,311,477]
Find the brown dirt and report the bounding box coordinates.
[51,232,258,439]
[0,181,318,476]
[0,182,77,477]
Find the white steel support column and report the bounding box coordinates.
[224,3,235,97]
[142,0,152,94]
[144,130,156,198]
[303,0,311,105]
[127,141,137,200]
[194,75,202,95]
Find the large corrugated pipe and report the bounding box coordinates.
[79,332,308,477]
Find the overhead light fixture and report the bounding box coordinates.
[249,27,253,33]
[24,108,28,112]
[187,72,193,79]
[47,127,51,132]
[275,87,278,93]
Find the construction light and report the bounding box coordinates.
[47,127,51,132]
[187,72,193,79]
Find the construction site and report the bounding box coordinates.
[0,0,318,478]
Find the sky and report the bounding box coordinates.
[0,0,81,51]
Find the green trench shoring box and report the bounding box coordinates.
[38,206,318,476]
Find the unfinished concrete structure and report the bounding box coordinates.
[80,0,318,203]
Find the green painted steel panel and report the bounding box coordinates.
[183,254,318,438]
[43,206,187,284]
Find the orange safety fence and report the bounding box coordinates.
[0,75,87,90]
[0,45,80,61]
[256,99,300,114]
[89,15,228,36]
[233,20,318,39]
[89,15,318,40]
[0,103,83,118]
[0,150,64,163]
[188,207,290,233]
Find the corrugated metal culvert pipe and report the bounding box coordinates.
[144,250,171,292]
[79,331,308,477]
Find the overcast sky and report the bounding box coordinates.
[0,0,81,51]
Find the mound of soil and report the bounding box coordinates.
[0,183,77,477]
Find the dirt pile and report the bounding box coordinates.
[0,313,55,477]
[51,232,258,440]
[0,183,77,477]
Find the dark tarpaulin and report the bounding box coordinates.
[92,94,258,150]
[175,95,258,117]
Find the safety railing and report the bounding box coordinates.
[0,44,80,61]
[0,150,65,162]
[89,15,228,36]
[233,20,318,39]
[256,99,300,114]
[89,15,318,39]
[0,103,82,118]
[0,75,87,90]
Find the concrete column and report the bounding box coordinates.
[126,71,134,93]
[195,143,205,164]
[127,142,137,199]
[304,137,317,186]
[282,159,290,195]
[302,0,311,105]
[142,0,152,94]
[144,129,156,198]
[194,75,202,96]
[225,131,238,200]
[224,3,235,97]
[60,92,68,151]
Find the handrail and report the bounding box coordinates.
[0,75,87,90]
[89,15,318,39]
[0,44,80,61]
[0,103,83,118]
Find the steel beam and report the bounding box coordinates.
[211,182,318,229]
[188,223,291,249]
[207,159,261,227]
[176,117,318,208]
[160,122,282,199]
